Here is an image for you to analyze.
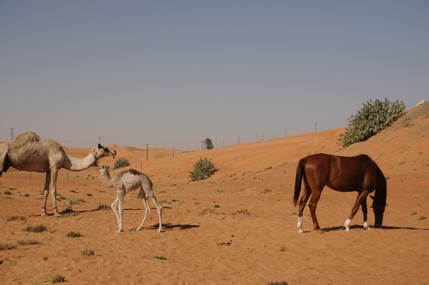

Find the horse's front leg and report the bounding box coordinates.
[345,191,369,231]
[361,197,370,230]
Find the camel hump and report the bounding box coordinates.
[128,169,142,176]
[14,132,41,143]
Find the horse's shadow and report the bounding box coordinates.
[322,224,429,232]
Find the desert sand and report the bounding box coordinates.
[0,103,428,284]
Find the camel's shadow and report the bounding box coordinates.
[147,223,200,232]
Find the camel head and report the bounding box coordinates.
[93,144,116,161]
[99,165,110,175]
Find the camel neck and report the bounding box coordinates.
[100,170,114,188]
[64,152,97,171]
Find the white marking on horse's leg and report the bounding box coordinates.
[297,216,303,233]
[363,221,370,230]
[344,219,352,231]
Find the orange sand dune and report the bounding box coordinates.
[0,103,428,284]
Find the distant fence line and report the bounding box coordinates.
[0,122,343,151]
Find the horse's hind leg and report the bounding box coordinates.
[297,182,311,233]
[308,189,323,231]
[345,191,369,231]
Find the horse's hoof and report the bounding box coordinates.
[297,228,304,233]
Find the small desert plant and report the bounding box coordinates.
[18,239,40,245]
[0,242,16,251]
[112,158,130,170]
[52,274,66,283]
[153,255,167,260]
[189,158,216,181]
[97,204,110,210]
[3,190,12,195]
[6,215,25,221]
[66,231,82,238]
[338,99,405,147]
[268,282,288,285]
[25,224,46,232]
[82,248,95,256]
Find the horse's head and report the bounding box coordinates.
[371,187,386,227]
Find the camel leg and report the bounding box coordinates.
[297,182,311,233]
[111,197,120,231]
[49,168,60,216]
[150,196,163,233]
[136,198,150,231]
[344,191,369,231]
[117,190,125,232]
[361,197,370,230]
[41,171,51,216]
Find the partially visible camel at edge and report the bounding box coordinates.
[99,165,163,233]
[0,132,116,216]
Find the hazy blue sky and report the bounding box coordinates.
[1,1,428,150]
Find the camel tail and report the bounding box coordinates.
[293,158,306,207]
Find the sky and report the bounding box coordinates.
[0,0,428,150]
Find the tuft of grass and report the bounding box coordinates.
[3,190,12,195]
[52,274,66,283]
[86,193,93,197]
[260,188,273,195]
[18,239,40,245]
[410,211,417,216]
[0,242,17,251]
[82,248,95,256]
[153,255,167,260]
[97,204,110,210]
[113,158,130,170]
[280,245,287,252]
[66,231,82,238]
[268,282,288,285]
[25,224,46,232]
[69,198,85,206]
[6,215,25,221]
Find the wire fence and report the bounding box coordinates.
[0,121,345,151]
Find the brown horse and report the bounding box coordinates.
[293,153,386,232]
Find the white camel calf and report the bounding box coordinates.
[99,165,163,233]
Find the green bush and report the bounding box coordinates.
[189,158,216,181]
[338,99,405,147]
[112,158,130,170]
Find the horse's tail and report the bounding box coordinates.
[293,158,306,207]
